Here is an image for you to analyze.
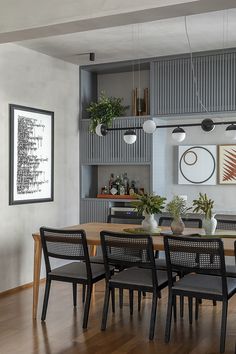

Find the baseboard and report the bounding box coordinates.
[0,278,46,298]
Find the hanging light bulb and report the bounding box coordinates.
[95,124,107,136]
[225,124,236,139]
[123,130,137,144]
[143,120,156,134]
[172,127,186,142]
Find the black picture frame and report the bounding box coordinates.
[9,104,54,205]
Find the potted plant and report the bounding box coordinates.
[166,196,191,235]
[86,91,128,133]
[192,192,217,234]
[132,193,166,231]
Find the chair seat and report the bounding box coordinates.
[49,262,108,281]
[226,264,236,277]
[109,267,175,289]
[90,255,104,264]
[173,273,236,297]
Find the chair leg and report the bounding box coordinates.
[111,288,115,313]
[119,288,123,309]
[142,291,146,297]
[82,284,93,329]
[213,300,217,306]
[198,298,202,304]
[165,293,173,343]
[82,284,86,303]
[180,295,184,318]
[101,286,111,331]
[149,292,158,340]
[195,297,199,321]
[138,291,142,312]
[173,295,177,322]
[129,289,134,316]
[188,297,193,325]
[41,278,51,321]
[73,283,77,307]
[220,300,228,353]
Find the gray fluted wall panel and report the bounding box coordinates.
[154,52,236,115]
[80,199,110,223]
[80,117,151,164]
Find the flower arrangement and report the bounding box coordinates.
[132,193,166,215]
[86,91,128,133]
[192,192,214,219]
[166,196,190,220]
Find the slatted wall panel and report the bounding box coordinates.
[154,51,236,115]
[80,117,151,164]
[80,199,110,223]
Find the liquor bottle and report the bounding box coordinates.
[123,172,129,194]
[129,180,136,195]
[109,173,114,193]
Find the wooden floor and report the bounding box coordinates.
[0,282,236,354]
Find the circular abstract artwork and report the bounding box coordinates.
[179,146,216,184]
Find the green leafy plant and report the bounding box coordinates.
[192,193,214,219]
[86,91,128,133]
[166,196,191,220]
[132,193,166,215]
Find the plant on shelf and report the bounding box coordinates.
[166,196,191,234]
[86,91,128,133]
[132,193,166,231]
[192,192,217,234]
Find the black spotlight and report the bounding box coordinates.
[89,53,95,61]
[201,118,215,132]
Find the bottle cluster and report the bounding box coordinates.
[101,173,144,196]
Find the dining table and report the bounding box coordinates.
[32,222,236,319]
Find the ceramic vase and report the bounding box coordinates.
[171,217,185,235]
[202,215,217,235]
[142,213,158,231]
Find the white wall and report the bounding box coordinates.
[153,117,236,213]
[0,44,79,292]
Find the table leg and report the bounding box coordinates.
[90,245,97,257]
[33,237,42,319]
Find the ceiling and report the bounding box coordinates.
[18,8,236,65]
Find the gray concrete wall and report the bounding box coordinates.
[0,44,79,292]
[153,117,236,213]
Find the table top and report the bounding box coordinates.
[32,222,236,256]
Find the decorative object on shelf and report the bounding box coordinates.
[94,118,236,145]
[178,145,217,185]
[166,196,191,235]
[132,88,149,116]
[192,193,217,234]
[132,193,166,231]
[9,104,54,205]
[218,145,236,184]
[87,91,128,133]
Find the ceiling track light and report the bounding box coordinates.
[95,118,236,144]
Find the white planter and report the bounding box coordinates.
[202,215,217,235]
[142,213,158,231]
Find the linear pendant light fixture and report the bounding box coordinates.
[95,119,236,143]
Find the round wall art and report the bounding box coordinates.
[178,145,217,185]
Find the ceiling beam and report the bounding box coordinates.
[0,0,236,44]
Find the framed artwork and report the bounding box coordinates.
[9,104,54,205]
[218,145,236,184]
[178,145,217,185]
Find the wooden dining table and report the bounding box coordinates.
[32,222,236,319]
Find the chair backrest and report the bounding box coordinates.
[164,235,227,295]
[107,214,144,225]
[159,216,202,228]
[40,227,92,279]
[100,231,157,286]
[216,219,236,231]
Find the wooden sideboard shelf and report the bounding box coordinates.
[97,194,136,200]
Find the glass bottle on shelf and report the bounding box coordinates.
[109,173,115,193]
[123,172,129,194]
[129,180,136,195]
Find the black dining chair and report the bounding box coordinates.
[216,220,236,278]
[100,231,176,340]
[164,235,236,353]
[40,227,111,329]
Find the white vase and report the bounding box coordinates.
[142,213,157,231]
[202,215,217,235]
[171,217,185,235]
